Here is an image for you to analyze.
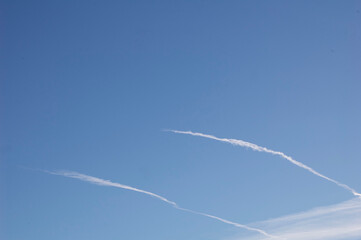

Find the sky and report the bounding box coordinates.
[1,0,361,239]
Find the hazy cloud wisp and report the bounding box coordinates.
[234,198,361,240]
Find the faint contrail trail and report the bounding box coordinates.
[48,170,177,206]
[167,130,361,198]
[47,170,277,239]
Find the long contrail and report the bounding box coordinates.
[47,170,277,239]
[167,130,361,198]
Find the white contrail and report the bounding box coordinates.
[167,130,361,198]
[48,170,177,206]
[175,206,277,238]
[47,170,277,239]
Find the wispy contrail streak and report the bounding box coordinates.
[47,170,277,239]
[167,130,361,198]
[48,170,177,206]
[175,206,276,238]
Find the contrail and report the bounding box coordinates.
[175,206,277,238]
[167,130,361,198]
[48,170,177,206]
[47,170,277,239]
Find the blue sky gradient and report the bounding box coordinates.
[2,1,361,239]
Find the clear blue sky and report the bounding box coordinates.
[1,1,361,239]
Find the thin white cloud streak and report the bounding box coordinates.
[175,207,277,239]
[168,130,361,198]
[232,198,361,240]
[48,170,177,206]
[47,170,277,239]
